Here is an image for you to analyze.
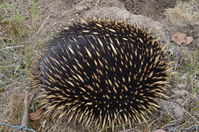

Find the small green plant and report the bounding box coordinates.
[0,0,44,130]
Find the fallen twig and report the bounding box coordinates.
[0,45,24,51]
[21,91,37,132]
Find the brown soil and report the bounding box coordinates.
[121,0,186,20]
[41,0,179,28]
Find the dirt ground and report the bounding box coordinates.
[123,0,177,19]
[38,0,176,34]
[0,0,199,131]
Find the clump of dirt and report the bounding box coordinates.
[121,0,187,20]
[84,7,169,44]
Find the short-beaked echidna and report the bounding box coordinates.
[29,18,171,129]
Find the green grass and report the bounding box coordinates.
[0,0,46,85]
[161,41,199,131]
[170,44,199,91]
[0,0,44,131]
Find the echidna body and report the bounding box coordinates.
[30,19,170,129]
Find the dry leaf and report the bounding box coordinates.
[185,36,193,45]
[153,129,166,132]
[29,109,44,121]
[171,32,193,46]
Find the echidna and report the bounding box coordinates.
[29,18,171,129]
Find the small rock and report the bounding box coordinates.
[75,0,90,11]
[153,129,166,132]
[173,89,189,97]
[172,104,184,118]
[176,98,184,104]
[161,101,185,119]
